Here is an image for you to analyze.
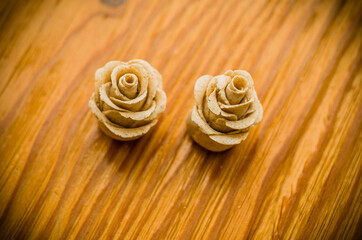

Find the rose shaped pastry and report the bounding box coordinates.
[186,70,263,151]
[89,59,166,141]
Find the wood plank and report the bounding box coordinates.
[0,0,361,239]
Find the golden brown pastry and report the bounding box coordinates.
[187,70,263,151]
[89,59,166,141]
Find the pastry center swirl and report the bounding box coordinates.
[118,73,139,99]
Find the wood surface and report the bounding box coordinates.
[0,0,361,239]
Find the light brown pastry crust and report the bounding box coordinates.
[186,70,263,152]
[89,59,166,141]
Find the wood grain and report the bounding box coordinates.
[0,0,361,239]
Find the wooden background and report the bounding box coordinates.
[0,0,361,239]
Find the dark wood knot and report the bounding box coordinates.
[101,0,125,7]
